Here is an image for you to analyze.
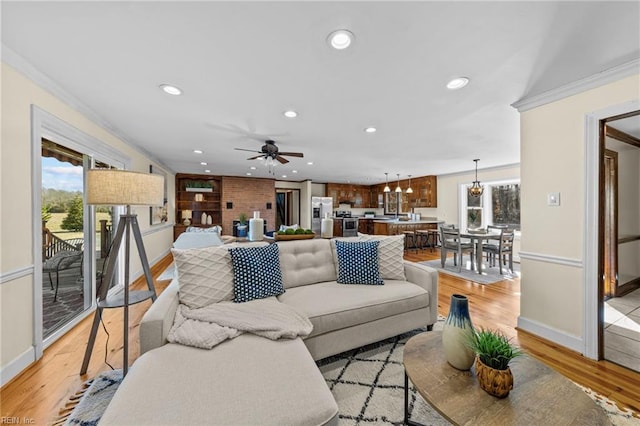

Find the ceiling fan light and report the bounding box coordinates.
[446,77,470,90]
[328,29,354,50]
[159,84,182,95]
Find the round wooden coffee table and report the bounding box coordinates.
[403,331,611,425]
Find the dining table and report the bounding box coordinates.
[459,230,502,274]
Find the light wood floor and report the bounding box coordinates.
[1,249,639,425]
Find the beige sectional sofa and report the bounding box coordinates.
[100,237,438,425]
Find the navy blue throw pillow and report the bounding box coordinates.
[228,244,285,303]
[334,240,384,285]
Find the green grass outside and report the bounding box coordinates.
[46,212,111,240]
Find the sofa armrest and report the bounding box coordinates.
[139,280,180,355]
[403,261,439,326]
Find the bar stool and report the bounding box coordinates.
[427,229,440,251]
[402,230,417,252]
[415,230,431,251]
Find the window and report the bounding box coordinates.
[462,180,520,231]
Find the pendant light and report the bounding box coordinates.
[383,173,391,192]
[468,159,484,197]
[406,175,413,194]
[395,173,402,193]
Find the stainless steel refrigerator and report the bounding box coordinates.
[311,197,333,234]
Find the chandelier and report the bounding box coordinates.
[468,159,484,197]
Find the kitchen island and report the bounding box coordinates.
[373,218,444,236]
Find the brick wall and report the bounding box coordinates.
[221,176,276,235]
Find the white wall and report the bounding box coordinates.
[0,62,175,384]
[518,74,639,351]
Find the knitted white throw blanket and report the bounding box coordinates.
[167,298,313,349]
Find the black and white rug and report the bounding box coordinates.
[419,259,520,285]
[61,321,638,425]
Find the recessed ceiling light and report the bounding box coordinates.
[282,175,287,178]
[364,127,377,133]
[446,77,470,90]
[204,169,211,173]
[159,84,182,95]
[246,172,252,176]
[250,166,256,170]
[328,29,354,50]
[292,170,298,173]
[200,162,207,165]
[307,161,313,165]
[283,110,298,118]
[193,149,203,154]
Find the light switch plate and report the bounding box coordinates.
[547,192,560,206]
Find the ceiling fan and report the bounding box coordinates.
[234,140,304,164]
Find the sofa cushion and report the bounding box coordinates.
[171,242,268,308]
[277,239,337,288]
[228,244,285,303]
[331,235,406,281]
[171,245,235,308]
[334,240,383,285]
[360,234,406,280]
[99,335,339,426]
[278,280,429,337]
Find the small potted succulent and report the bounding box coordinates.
[237,212,248,237]
[467,328,523,398]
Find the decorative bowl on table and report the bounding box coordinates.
[275,232,316,241]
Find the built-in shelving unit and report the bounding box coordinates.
[174,173,222,240]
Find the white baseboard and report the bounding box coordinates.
[1,347,35,387]
[517,316,583,354]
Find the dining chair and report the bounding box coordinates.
[482,229,514,274]
[440,227,474,272]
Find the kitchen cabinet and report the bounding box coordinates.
[409,176,437,208]
[174,173,222,240]
[358,218,375,235]
[333,218,343,237]
[326,183,374,208]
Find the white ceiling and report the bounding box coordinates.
[2,1,639,184]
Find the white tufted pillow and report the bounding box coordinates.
[359,234,406,280]
[171,242,268,309]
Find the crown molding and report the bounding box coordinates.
[1,44,175,174]
[512,59,640,113]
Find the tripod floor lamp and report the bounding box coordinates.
[80,169,164,377]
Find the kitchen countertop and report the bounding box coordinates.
[372,219,444,224]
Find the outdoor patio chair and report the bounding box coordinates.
[43,250,83,301]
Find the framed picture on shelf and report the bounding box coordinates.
[149,165,168,225]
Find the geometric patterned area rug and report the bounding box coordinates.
[59,320,639,425]
[419,259,520,285]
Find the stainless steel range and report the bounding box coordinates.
[342,217,359,237]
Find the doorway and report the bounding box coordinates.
[41,139,119,338]
[276,189,300,229]
[600,112,640,372]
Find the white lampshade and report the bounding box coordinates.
[182,209,192,218]
[86,169,164,206]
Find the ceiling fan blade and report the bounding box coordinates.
[278,152,304,158]
[275,155,290,164]
[247,155,264,160]
[234,148,262,153]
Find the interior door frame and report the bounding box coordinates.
[31,106,130,358]
[584,100,639,360]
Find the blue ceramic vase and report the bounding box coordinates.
[442,294,475,370]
